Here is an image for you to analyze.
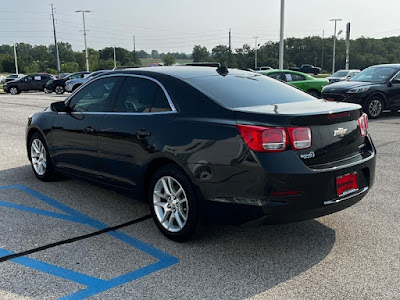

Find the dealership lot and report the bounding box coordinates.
[0,92,399,299]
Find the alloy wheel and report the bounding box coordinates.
[31,139,47,176]
[10,87,18,95]
[55,86,64,94]
[368,99,382,117]
[153,176,189,233]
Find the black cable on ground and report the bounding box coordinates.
[0,214,152,263]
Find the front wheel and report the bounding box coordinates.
[10,87,19,95]
[365,96,384,119]
[149,165,199,241]
[55,85,65,94]
[29,132,55,181]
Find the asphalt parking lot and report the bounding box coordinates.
[0,92,399,300]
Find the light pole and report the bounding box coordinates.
[112,45,117,69]
[330,18,342,74]
[253,36,259,69]
[279,0,285,69]
[12,42,18,74]
[76,10,91,72]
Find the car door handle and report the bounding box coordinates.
[136,129,151,138]
[84,126,95,133]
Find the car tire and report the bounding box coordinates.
[307,89,320,98]
[148,164,199,242]
[365,96,384,119]
[29,132,56,181]
[55,85,65,94]
[9,87,19,95]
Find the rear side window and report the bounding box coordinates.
[186,74,314,109]
[288,73,305,81]
[114,77,158,113]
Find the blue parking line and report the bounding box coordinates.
[0,185,179,299]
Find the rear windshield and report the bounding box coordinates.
[186,73,314,108]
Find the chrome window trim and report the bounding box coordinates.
[64,73,177,114]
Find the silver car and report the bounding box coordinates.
[326,69,361,84]
[65,70,110,92]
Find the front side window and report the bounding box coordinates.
[68,77,119,112]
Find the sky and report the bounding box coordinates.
[1,0,400,54]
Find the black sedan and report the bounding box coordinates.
[322,64,400,118]
[45,71,90,94]
[26,67,376,241]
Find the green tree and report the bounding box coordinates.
[163,53,176,66]
[192,45,209,62]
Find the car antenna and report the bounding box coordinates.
[216,65,229,76]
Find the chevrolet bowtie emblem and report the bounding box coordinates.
[334,127,348,137]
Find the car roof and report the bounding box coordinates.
[106,66,253,80]
[368,64,400,68]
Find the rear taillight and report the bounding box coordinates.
[237,125,312,152]
[236,125,287,152]
[287,127,312,150]
[358,113,368,136]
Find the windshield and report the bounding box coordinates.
[331,71,349,77]
[350,67,397,82]
[186,73,314,109]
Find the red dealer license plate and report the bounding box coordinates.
[336,172,358,197]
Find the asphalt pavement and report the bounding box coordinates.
[0,92,398,299]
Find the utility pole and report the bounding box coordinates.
[279,0,285,69]
[321,30,324,72]
[345,22,351,70]
[76,10,91,72]
[12,42,18,74]
[112,45,117,69]
[330,18,342,74]
[51,4,60,72]
[229,28,231,51]
[133,35,136,64]
[253,36,259,69]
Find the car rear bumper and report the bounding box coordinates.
[198,139,376,224]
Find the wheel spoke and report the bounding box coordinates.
[154,201,166,208]
[174,187,183,197]
[161,178,172,196]
[167,177,176,194]
[174,212,183,228]
[177,198,187,205]
[167,213,175,230]
[178,209,187,222]
[161,210,171,223]
[32,142,39,154]
[154,190,167,200]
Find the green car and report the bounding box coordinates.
[259,69,329,98]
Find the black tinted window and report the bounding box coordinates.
[68,77,119,112]
[151,87,171,112]
[187,74,313,109]
[114,77,158,113]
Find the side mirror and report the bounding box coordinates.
[50,101,69,113]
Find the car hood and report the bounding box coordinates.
[234,99,361,116]
[322,81,375,92]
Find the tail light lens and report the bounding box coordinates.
[358,113,368,136]
[287,127,312,150]
[237,125,312,152]
[236,125,287,152]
